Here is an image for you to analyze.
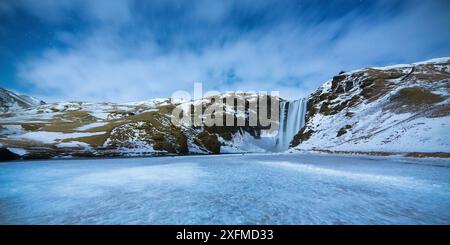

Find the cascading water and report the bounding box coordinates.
[275,98,308,151]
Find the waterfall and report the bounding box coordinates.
[275,98,308,151]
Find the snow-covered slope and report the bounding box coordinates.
[291,57,450,155]
[0,93,278,160]
[0,88,45,113]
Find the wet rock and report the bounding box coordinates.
[0,148,21,161]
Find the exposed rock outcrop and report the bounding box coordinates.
[291,57,450,154]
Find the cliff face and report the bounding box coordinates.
[291,58,450,154]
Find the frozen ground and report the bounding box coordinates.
[0,153,449,224]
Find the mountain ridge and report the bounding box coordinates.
[0,88,45,113]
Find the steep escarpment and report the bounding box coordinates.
[291,58,450,154]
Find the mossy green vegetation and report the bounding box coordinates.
[391,87,444,105]
[337,125,352,137]
[21,123,45,131]
[290,127,314,147]
[41,111,97,133]
[429,104,450,118]
[104,111,189,154]
[195,131,221,154]
[387,87,445,113]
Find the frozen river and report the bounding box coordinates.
[1,153,449,224]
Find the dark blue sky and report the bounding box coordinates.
[1,0,449,102]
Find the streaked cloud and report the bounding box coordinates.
[1,0,450,102]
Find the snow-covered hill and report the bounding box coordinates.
[0,88,45,113]
[291,57,450,156]
[0,93,278,160]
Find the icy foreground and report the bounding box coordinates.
[1,153,449,224]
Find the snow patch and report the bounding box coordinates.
[6,147,27,156]
[75,122,107,131]
[8,131,106,144]
[89,112,109,120]
[56,141,92,149]
[0,125,25,136]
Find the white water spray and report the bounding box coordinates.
[275,98,308,151]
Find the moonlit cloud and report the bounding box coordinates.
[1,0,450,102]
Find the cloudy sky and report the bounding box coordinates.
[1,0,449,102]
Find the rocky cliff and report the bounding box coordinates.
[291,57,450,156]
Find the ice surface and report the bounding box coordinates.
[0,153,449,224]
